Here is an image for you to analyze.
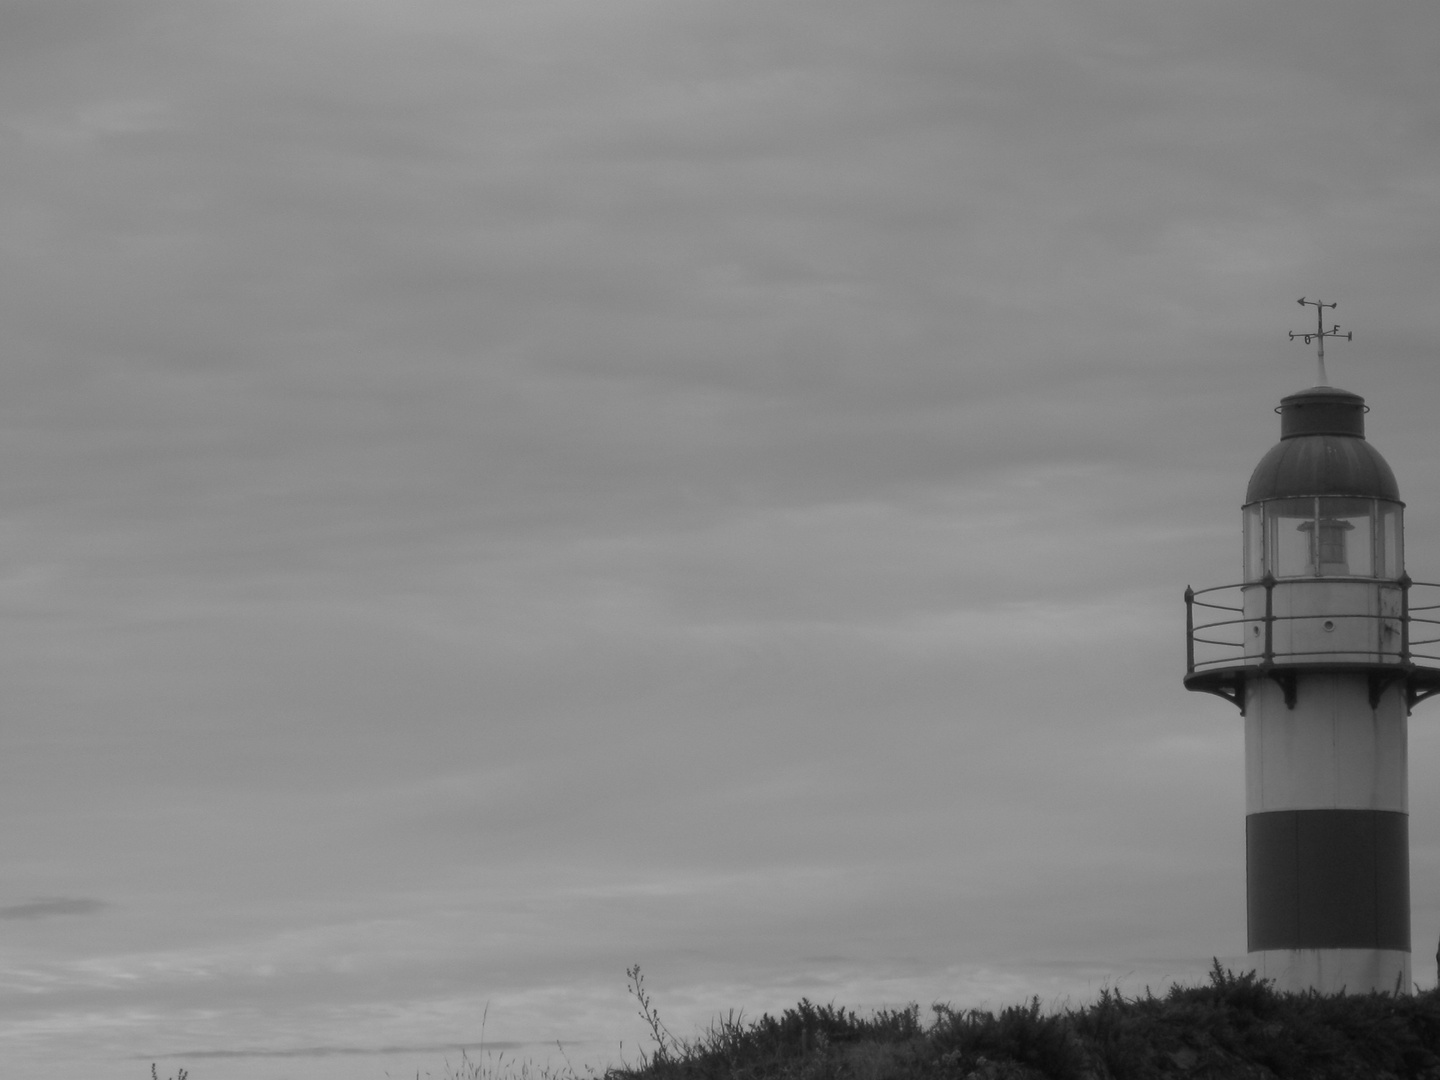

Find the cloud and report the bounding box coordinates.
[148,1039,525,1060]
[0,897,108,921]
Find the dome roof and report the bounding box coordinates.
[1245,386,1400,503]
[1246,436,1400,502]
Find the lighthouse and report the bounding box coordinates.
[1184,302,1440,993]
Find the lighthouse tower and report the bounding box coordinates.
[1185,305,1440,994]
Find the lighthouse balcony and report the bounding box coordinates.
[1184,575,1440,712]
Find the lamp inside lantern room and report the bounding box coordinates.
[1299,514,1353,575]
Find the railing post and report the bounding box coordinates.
[1263,573,1275,664]
[1185,586,1195,673]
[1401,572,1412,665]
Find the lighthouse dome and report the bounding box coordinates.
[1245,386,1400,504]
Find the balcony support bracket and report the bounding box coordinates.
[1266,668,1297,710]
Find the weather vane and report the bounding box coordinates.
[1289,297,1352,386]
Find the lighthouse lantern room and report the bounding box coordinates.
[1185,305,1440,994]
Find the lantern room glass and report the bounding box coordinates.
[1378,501,1403,578]
[1244,497,1403,581]
[1267,498,1317,578]
[1244,504,1263,583]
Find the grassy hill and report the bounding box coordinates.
[606,963,1440,1080]
[145,963,1440,1080]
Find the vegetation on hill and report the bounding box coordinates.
[607,962,1440,1080]
[148,962,1440,1080]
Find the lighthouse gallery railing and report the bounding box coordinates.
[1184,576,1440,713]
[1186,574,1440,672]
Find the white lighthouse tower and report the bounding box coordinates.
[1185,302,1440,994]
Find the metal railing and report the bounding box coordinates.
[1184,574,1440,675]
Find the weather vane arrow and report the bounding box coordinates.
[1289,296,1352,386]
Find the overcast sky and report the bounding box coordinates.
[5,2,1440,1078]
